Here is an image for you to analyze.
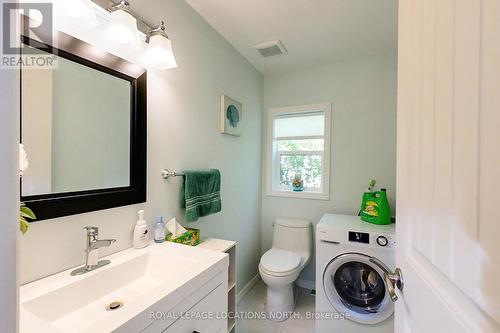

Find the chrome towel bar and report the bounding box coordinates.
[161,169,184,179]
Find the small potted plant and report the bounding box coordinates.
[292,173,304,192]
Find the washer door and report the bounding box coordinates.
[323,253,394,325]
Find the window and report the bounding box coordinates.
[266,103,331,200]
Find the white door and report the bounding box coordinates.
[395,0,500,332]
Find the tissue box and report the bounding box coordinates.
[166,228,200,246]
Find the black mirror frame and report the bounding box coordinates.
[20,31,147,221]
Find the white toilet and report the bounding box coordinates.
[259,217,312,321]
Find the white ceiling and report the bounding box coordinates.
[185,0,398,75]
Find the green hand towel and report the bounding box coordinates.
[180,169,221,222]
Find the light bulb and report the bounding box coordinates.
[145,34,177,70]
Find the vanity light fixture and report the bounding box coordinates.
[145,21,177,70]
[105,0,141,46]
[57,0,96,19]
[52,0,99,37]
[92,0,177,69]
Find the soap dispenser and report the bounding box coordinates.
[154,216,166,243]
[133,210,149,249]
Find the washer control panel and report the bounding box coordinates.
[376,235,388,246]
[372,233,395,248]
[348,231,395,248]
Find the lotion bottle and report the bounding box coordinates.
[133,210,149,248]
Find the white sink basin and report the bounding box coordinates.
[20,242,228,333]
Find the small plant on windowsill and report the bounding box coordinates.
[292,173,304,192]
[19,144,36,234]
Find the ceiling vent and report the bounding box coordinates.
[254,40,287,58]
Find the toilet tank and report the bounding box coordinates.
[273,218,312,264]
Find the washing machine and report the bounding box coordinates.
[316,214,395,333]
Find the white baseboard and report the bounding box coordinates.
[296,278,315,291]
[236,273,260,304]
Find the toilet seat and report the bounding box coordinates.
[260,249,301,275]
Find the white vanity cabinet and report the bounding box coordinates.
[20,243,229,333]
[198,239,236,333]
[162,283,226,333]
[141,271,228,333]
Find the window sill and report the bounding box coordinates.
[266,189,330,201]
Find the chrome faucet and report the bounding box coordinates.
[71,226,116,276]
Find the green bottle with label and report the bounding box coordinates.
[360,180,392,225]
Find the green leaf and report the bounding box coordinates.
[19,203,35,235]
[20,205,36,219]
[20,211,33,219]
[20,217,29,234]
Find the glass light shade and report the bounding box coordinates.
[145,34,178,70]
[58,0,95,18]
[105,9,140,46]
[51,0,98,38]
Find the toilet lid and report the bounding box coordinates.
[260,249,301,273]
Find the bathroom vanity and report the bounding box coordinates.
[20,242,229,333]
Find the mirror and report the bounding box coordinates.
[22,46,131,195]
[20,32,146,221]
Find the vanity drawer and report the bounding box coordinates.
[161,283,226,333]
[140,271,227,333]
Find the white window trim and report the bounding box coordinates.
[266,103,332,200]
